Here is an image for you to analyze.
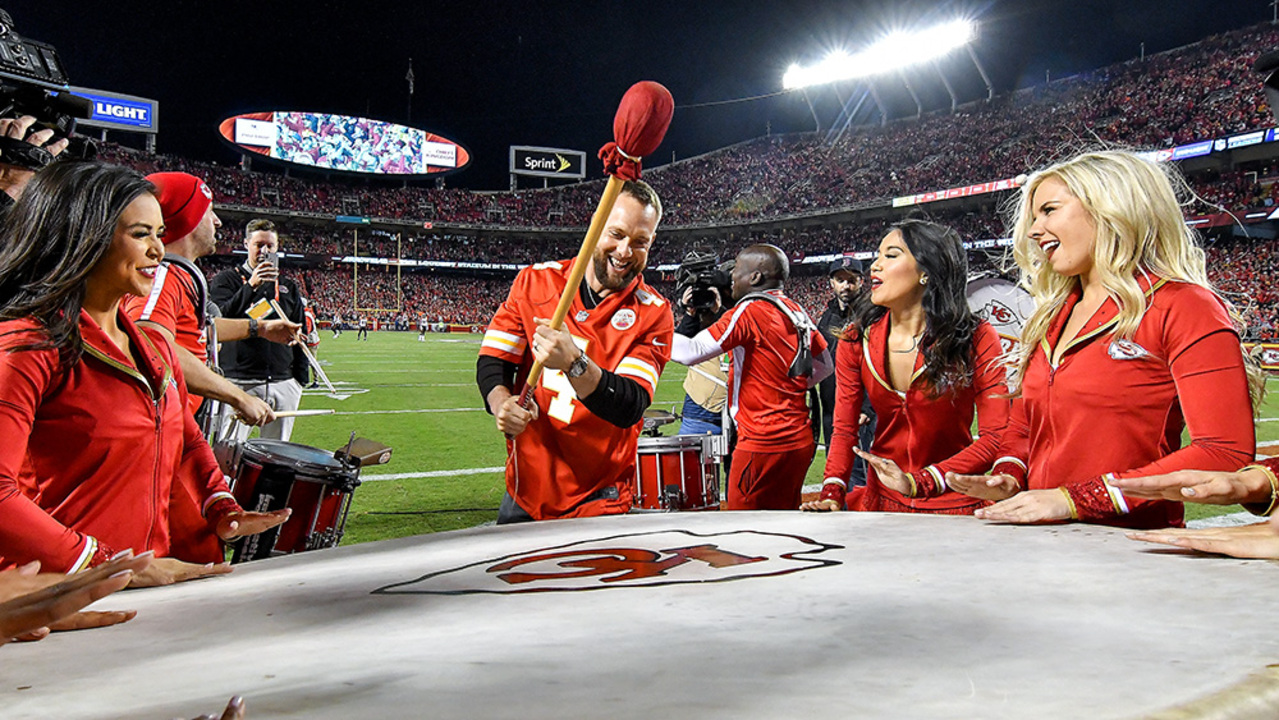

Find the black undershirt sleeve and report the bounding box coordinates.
[578,367,650,428]
[476,352,648,427]
[476,354,518,413]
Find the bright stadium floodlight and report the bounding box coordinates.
[783,19,976,90]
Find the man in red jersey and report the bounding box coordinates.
[476,180,673,523]
[121,172,299,563]
[123,173,299,422]
[672,244,832,510]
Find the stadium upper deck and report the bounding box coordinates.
[96,23,1279,232]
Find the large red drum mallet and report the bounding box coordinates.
[518,81,674,407]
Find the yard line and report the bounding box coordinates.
[368,383,475,388]
[362,466,505,481]
[331,407,483,416]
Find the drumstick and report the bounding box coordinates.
[518,81,674,409]
[272,409,336,418]
[270,299,339,395]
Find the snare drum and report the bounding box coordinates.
[632,435,719,511]
[228,439,361,563]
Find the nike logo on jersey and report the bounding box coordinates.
[653,339,668,346]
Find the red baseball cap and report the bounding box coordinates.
[147,172,214,244]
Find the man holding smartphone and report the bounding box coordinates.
[210,218,310,443]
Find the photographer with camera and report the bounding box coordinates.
[0,115,68,207]
[672,244,832,510]
[674,253,732,436]
[0,10,100,209]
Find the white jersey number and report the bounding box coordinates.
[540,337,589,425]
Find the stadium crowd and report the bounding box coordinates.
[95,24,1279,228]
[7,18,1279,720]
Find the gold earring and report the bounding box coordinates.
[920,276,929,285]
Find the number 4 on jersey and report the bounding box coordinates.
[540,336,589,424]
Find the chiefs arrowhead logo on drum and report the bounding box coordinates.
[981,299,1016,327]
[373,529,841,595]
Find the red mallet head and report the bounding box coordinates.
[598,81,674,181]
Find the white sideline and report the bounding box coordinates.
[331,407,483,416]
[362,466,505,481]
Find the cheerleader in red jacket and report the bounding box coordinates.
[0,163,288,584]
[803,219,1010,514]
[953,151,1260,528]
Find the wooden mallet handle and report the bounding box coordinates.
[518,176,624,407]
[516,81,674,411]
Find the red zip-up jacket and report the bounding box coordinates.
[991,276,1255,529]
[823,316,1010,512]
[0,310,240,572]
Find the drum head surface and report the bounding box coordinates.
[242,439,346,473]
[965,277,1036,341]
[12,513,1279,719]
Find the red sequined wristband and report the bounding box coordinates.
[819,482,846,506]
[1065,478,1126,521]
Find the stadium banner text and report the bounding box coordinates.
[894,126,1279,209]
[69,86,159,134]
[1245,343,1279,371]
[510,146,587,179]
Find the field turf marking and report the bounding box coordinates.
[363,467,504,481]
[332,407,482,416]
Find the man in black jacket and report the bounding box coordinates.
[811,256,875,486]
[210,218,309,442]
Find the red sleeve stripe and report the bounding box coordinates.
[993,456,1027,472]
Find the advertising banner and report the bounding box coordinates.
[69,86,159,133]
[510,146,587,179]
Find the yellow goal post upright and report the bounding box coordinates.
[351,228,405,315]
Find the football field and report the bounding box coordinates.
[282,331,1273,546]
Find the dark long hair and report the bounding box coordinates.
[848,218,978,397]
[0,162,154,372]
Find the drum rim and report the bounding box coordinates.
[241,439,349,473]
[637,435,712,450]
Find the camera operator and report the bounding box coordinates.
[672,244,832,510]
[0,115,68,208]
[674,254,733,437]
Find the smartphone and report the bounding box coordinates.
[264,250,280,268]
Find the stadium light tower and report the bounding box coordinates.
[783,19,976,90]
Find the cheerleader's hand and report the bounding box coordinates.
[1127,518,1279,559]
[945,472,1020,502]
[852,447,912,496]
[974,489,1072,524]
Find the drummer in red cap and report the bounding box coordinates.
[122,172,299,563]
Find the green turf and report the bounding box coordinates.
[279,332,1274,544]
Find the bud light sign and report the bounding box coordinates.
[69,87,159,134]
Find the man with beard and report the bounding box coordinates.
[476,180,673,523]
[811,256,875,486]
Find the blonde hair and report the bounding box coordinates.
[1006,150,1264,410]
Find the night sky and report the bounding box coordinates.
[10,0,1272,189]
